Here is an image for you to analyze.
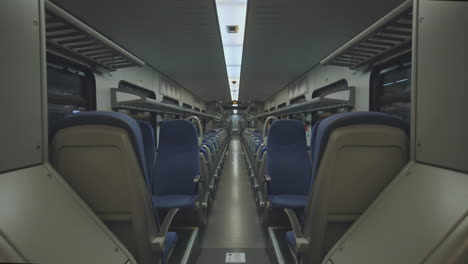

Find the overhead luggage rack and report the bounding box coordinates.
[111,88,215,119]
[45,1,145,71]
[320,0,413,69]
[257,85,355,119]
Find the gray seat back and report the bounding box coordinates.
[51,111,161,264]
[302,112,409,263]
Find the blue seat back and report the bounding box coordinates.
[137,121,157,191]
[266,120,312,195]
[308,120,321,159]
[153,120,200,196]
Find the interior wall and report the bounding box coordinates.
[263,64,371,111]
[94,65,207,112]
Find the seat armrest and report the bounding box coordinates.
[193,174,201,183]
[152,208,179,251]
[284,208,309,251]
[284,208,303,239]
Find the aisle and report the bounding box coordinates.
[194,137,271,263]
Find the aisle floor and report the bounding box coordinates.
[194,137,271,263]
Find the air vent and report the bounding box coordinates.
[226,25,239,33]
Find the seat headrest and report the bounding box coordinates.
[158,120,199,151]
[53,111,149,184]
[311,111,409,176]
[267,120,307,150]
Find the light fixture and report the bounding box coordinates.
[226,25,239,33]
[215,0,247,102]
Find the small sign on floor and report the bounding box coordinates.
[225,252,246,263]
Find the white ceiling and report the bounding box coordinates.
[239,0,406,102]
[51,0,231,102]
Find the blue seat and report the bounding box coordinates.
[137,121,179,263]
[153,195,198,209]
[152,120,200,210]
[265,120,312,209]
[52,112,178,264]
[284,111,409,263]
[137,121,157,189]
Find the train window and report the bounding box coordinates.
[201,109,206,113]
[182,103,193,109]
[162,96,179,106]
[277,103,287,109]
[370,54,411,123]
[194,107,200,112]
[47,54,96,134]
[312,79,348,99]
[269,107,275,111]
[290,95,306,104]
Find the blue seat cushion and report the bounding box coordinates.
[162,232,178,263]
[269,194,308,208]
[153,195,198,209]
[285,231,299,257]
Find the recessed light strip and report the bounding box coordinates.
[215,0,248,101]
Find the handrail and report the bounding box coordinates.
[263,116,278,144]
[187,116,203,145]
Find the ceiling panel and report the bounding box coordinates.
[240,0,406,102]
[51,0,230,102]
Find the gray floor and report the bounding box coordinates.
[194,137,271,263]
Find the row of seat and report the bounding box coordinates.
[241,111,409,263]
[50,111,229,264]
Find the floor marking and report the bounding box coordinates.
[225,252,246,263]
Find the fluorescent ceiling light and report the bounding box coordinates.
[215,0,247,102]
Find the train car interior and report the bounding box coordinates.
[1,0,467,263]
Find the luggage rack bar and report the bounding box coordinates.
[256,86,355,119]
[45,1,145,71]
[320,0,413,69]
[111,88,215,119]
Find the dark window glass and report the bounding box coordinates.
[290,95,306,104]
[162,96,179,106]
[277,103,287,109]
[182,103,192,109]
[371,55,411,124]
[47,54,96,134]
